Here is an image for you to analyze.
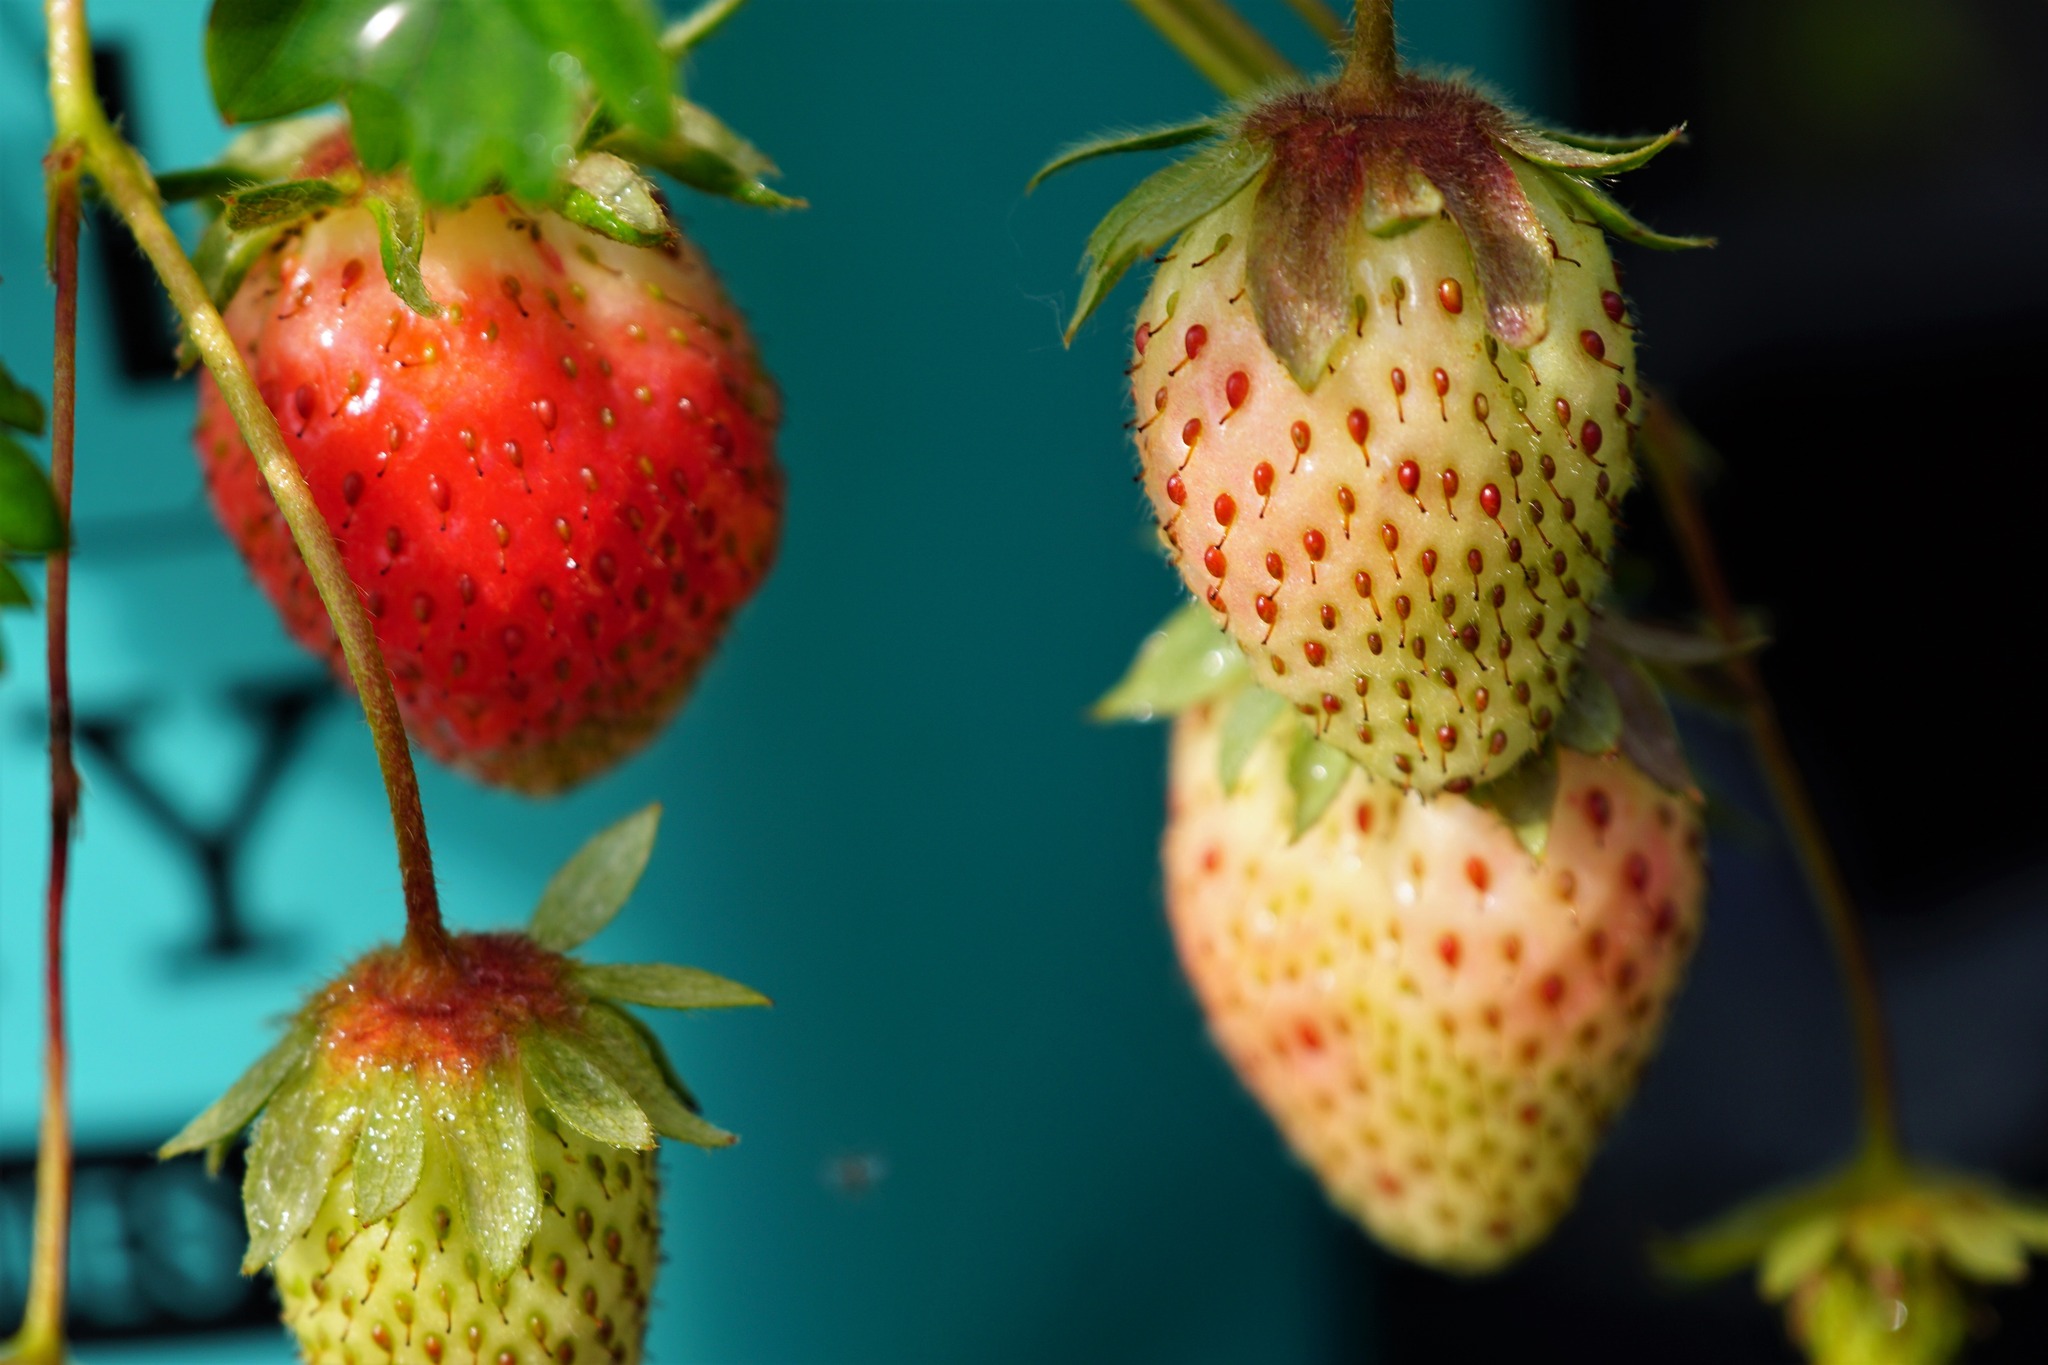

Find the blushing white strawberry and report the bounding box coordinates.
[1164,696,1703,1270]
[1134,151,1633,792]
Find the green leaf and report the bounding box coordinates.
[510,0,672,139]
[434,1061,538,1275]
[241,1063,360,1271]
[1217,684,1288,793]
[661,0,746,59]
[603,98,804,210]
[1067,136,1269,341]
[1553,665,1623,756]
[207,0,605,204]
[351,1068,426,1225]
[0,561,32,608]
[1285,727,1352,839]
[1471,747,1560,858]
[529,804,661,951]
[1500,124,1683,175]
[1028,117,1224,193]
[160,1021,318,1159]
[578,961,769,1012]
[0,361,46,435]
[1549,174,1715,251]
[1093,600,1246,722]
[365,192,441,317]
[579,1003,734,1147]
[524,1028,655,1150]
[0,434,66,555]
[224,176,352,232]
[557,152,671,248]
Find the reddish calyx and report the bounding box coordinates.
[314,931,579,1076]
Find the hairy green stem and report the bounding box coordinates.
[44,0,451,970]
[1643,400,1901,1169]
[1125,0,1294,97]
[1334,0,1398,105]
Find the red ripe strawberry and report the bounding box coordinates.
[195,193,781,793]
[1163,696,1704,1271]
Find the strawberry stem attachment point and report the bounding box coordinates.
[1335,0,1399,107]
[42,0,452,971]
[1642,397,1901,1168]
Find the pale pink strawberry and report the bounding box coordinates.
[1164,698,1703,1270]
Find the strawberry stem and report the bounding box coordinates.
[1334,0,1398,107]
[1641,397,1901,1169]
[1125,0,1295,97]
[42,0,453,972]
[3,150,84,1365]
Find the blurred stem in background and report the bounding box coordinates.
[1123,0,1903,1173]
[2,149,84,1365]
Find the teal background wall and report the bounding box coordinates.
[0,3,1543,1360]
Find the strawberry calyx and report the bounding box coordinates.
[1660,1159,2048,1364]
[1040,65,1706,369]
[1099,599,1705,850]
[158,804,766,1277]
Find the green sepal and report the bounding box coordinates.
[1285,727,1352,840]
[240,1058,361,1272]
[579,1003,734,1147]
[513,0,674,141]
[1094,600,1247,722]
[611,1002,701,1114]
[1218,685,1289,793]
[557,152,672,248]
[1758,1214,1843,1300]
[152,165,250,205]
[365,191,441,318]
[1499,124,1684,175]
[1247,127,1366,388]
[1358,154,1444,238]
[661,0,746,60]
[1470,746,1559,859]
[1066,135,1270,342]
[529,804,661,951]
[1028,117,1225,194]
[350,1067,426,1225]
[1549,173,1715,251]
[602,98,804,211]
[577,961,769,1011]
[222,176,353,232]
[1597,614,1768,666]
[188,216,286,345]
[0,361,46,435]
[160,1020,319,1161]
[0,433,67,555]
[0,562,32,608]
[1584,639,1697,798]
[1553,664,1623,757]
[523,1028,655,1151]
[432,1061,539,1276]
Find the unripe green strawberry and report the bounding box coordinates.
[1133,144,1632,792]
[1044,73,1703,795]
[1163,696,1703,1270]
[160,808,761,1365]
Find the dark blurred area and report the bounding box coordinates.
[1369,1,2048,1359]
